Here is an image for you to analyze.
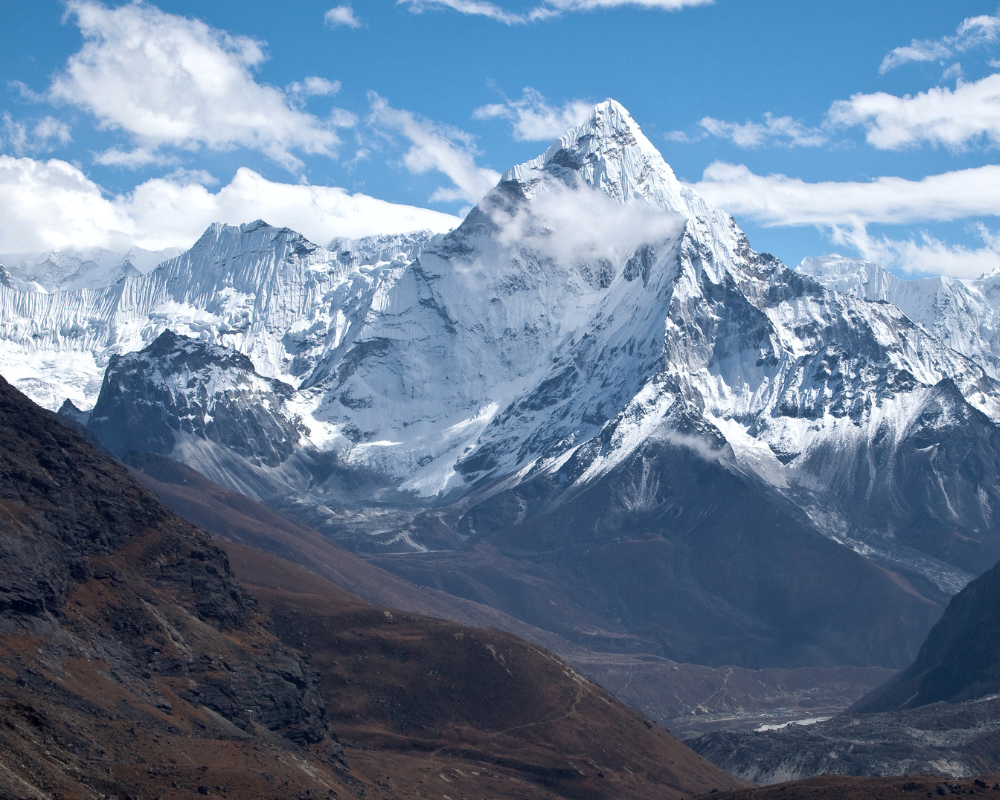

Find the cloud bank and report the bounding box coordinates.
[692,162,1000,228]
[0,156,460,253]
[691,162,1000,278]
[829,72,1000,151]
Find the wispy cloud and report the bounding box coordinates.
[368,93,500,204]
[0,155,460,253]
[828,72,1000,151]
[881,11,1000,73]
[694,113,828,148]
[324,5,364,28]
[474,88,593,141]
[1,114,72,156]
[399,0,711,25]
[287,77,342,97]
[49,1,347,171]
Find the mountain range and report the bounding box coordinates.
[4,99,1000,675]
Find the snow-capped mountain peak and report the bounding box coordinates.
[503,99,682,208]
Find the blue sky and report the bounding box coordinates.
[3,0,1000,277]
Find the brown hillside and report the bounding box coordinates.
[226,541,746,800]
[0,375,373,799]
[0,374,742,799]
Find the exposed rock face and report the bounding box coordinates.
[0,375,744,800]
[89,330,302,468]
[229,543,748,800]
[801,253,1000,381]
[124,449,894,727]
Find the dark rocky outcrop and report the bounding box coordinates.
[89,330,301,467]
[854,554,1000,713]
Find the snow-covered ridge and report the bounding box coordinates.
[800,254,1000,379]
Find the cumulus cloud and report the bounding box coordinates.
[833,225,1000,280]
[828,72,1000,151]
[691,161,1000,228]
[695,113,828,148]
[48,1,346,170]
[474,88,593,141]
[0,155,460,253]
[881,12,1000,73]
[1,114,72,156]
[368,94,500,204]
[399,0,711,25]
[324,5,363,27]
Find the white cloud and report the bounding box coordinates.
[474,88,593,141]
[698,113,828,148]
[491,177,685,265]
[324,5,364,28]
[49,1,343,170]
[691,161,1000,228]
[94,146,175,168]
[0,155,461,253]
[1,114,72,156]
[542,0,712,10]
[828,72,1000,151]
[881,12,1000,73]
[691,162,1000,279]
[399,0,711,25]
[833,225,1000,280]
[941,62,964,82]
[288,76,342,96]
[401,0,528,24]
[368,94,500,204]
